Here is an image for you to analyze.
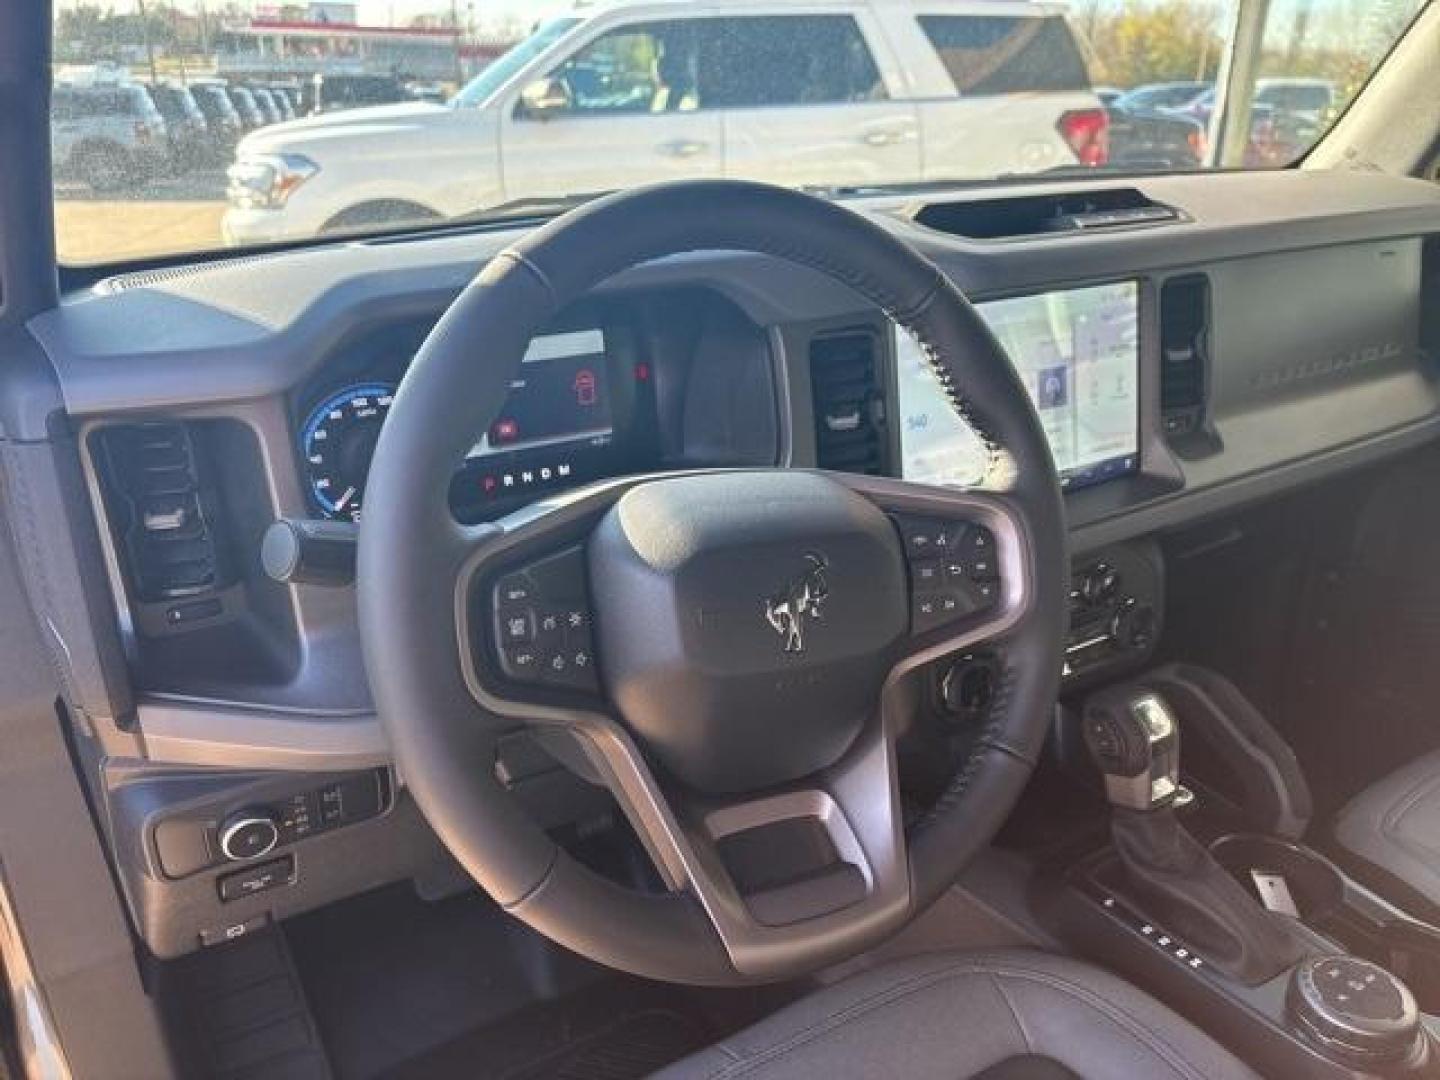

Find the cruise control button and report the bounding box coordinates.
[501,645,542,681]
[911,559,944,588]
[966,579,999,608]
[494,573,535,606]
[913,593,948,633]
[536,610,564,643]
[498,608,535,645]
[955,525,996,562]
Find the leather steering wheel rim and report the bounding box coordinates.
[358,179,1067,985]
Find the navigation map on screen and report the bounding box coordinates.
[897,281,1140,490]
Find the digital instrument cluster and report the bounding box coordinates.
[298,325,658,523]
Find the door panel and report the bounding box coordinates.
[499,19,722,199]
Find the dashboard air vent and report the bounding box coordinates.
[1159,275,1211,442]
[95,424,224,602]
[810,331,886,475]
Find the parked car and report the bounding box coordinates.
[268,84,298,121]
[225,0,1109,244]
[51,81,169,191]
[1113,80,1211,113]
[227,85,266,131]
[144,83,209,171]
[188,81,245,158]
[248,86,284,127]
[1105,102,1205,169]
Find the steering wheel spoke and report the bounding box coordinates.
[550,700,912,980]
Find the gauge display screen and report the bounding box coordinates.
[300,382,394,521]
[468,330,613,459]
[298,326,656,522]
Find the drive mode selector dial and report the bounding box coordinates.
[218,810,281,862]
[1288,955,1424,1067]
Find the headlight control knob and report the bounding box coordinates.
[218,810,280,862]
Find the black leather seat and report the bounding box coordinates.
[1333,748,1440,923]
[657,951,1257,1079]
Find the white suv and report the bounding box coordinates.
[223,0,1104,245]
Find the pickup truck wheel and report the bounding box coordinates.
[322,200,440,234]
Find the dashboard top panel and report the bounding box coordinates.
[30,170,1440,420]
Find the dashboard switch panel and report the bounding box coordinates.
[490,547,599,694]
[149,768,391,881]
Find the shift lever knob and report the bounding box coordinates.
[1082,689,1182,811]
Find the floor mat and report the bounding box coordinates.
[383,991,712,1080]
[287,884,789,1080]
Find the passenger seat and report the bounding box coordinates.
[1333,748,1440,923]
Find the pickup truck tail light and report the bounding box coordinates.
[1058,108,1110,168]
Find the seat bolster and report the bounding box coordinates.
[656,950,1257,1080]
[1333,748,1440,922]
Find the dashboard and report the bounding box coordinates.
[18,168,1440,959]
[292,279,1146,526]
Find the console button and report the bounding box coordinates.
[218,811,280,862]
[199,913,269,947]
[218,855,295,902]
[154,819,211,878]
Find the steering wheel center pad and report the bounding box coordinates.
[592,471,908,794]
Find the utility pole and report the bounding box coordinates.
[136,0,161,84]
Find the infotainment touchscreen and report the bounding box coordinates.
[897,281,1140,491]
[467,329,613,459]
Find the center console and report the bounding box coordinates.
[1057,675,1440,1077]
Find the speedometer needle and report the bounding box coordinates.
[334,487,357,512]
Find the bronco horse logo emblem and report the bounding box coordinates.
[763,553,829,654]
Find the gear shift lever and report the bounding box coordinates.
[1081,692,1185,812]
[1083,685,1305,985]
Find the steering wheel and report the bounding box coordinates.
[357,180,1066,985]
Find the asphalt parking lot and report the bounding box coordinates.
[55,168,229,264]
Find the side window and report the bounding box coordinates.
[917,15,1090,96]
[547,21,703,115]
[706,17,885,108]
[52,88,75,121]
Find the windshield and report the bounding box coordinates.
[52,0,1428,265]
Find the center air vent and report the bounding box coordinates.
[1159,275,1211,443]
[810,331,887,475]
[95,423,225,602]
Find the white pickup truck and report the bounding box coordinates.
[223,0,1105,246]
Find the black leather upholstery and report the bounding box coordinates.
[1333,748,1440,924]
[656,951,1258,1079]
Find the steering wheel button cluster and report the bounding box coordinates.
[490,546,600,694]
[894,515,1001,634]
